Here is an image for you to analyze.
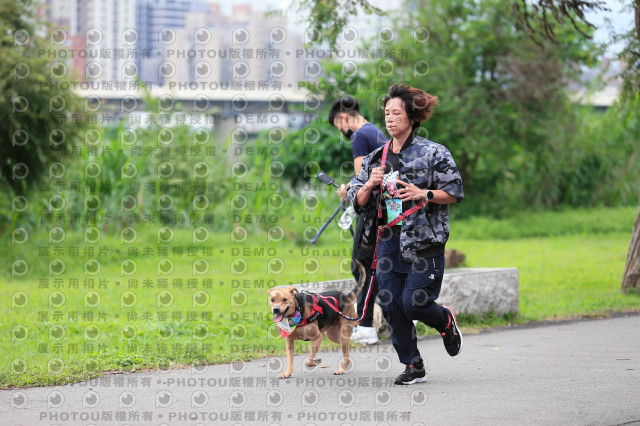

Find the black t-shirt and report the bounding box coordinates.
[382,137,414,219]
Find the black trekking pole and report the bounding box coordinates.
[311,171,349,244]
[311,201,346,244]
[315,171,340,189]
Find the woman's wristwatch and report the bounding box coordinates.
[424,190,434,201]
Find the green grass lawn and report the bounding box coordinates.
[1,206,639,388]
[452,233,638,319]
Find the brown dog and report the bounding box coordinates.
[268,260,367,378]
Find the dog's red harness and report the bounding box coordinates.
[297,294,339,327]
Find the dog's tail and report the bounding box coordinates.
[344,259,367,306]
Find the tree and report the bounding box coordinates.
[512,0,640,292]
[0,0,83,197]
[512,1,610,43]
[513,0,640,95]
[622,201,640,291]
[284,0,384,49]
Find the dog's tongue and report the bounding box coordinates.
[273,313,284,323]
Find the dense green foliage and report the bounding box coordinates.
[2,123,288,234]
[0,0,85,196]
[291,0,384,49]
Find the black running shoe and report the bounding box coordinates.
[441,306,463,356]
[394,365,426,385]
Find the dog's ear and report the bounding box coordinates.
[288,287,299,298]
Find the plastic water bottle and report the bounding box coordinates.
[338,205,357,229]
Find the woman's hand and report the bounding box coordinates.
[365,166,385,190]
[357,166,384,206]
[396,180,428,201]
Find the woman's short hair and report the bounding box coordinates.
[382,84,439,127]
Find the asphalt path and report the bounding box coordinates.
[2,314,639,425]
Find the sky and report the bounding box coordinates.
[586,0,635,54]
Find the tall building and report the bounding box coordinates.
[227,4,305,90]
[40,0,78,31]
[136,0,208,85]
[144,2,303,89]
[170,9,223,87]
[76,0,136,83]
[37,0,84,81]
[36,0,307,90]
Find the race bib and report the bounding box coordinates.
[383,171,403,225]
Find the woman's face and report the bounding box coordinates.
[384,97,412,139]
